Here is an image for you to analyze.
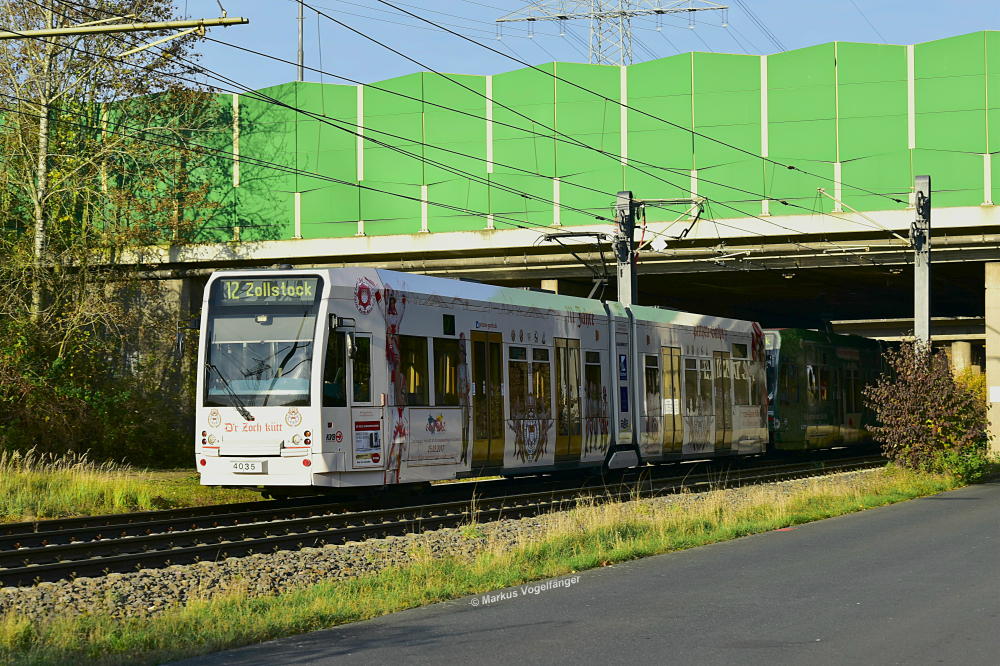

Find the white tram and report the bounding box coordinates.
[196,268,767,491]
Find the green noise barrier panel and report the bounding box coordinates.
[188,31,999,243]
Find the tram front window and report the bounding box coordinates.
[204,276,322,408]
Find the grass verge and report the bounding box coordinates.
[0,466,958,665]
[0,450,259,522]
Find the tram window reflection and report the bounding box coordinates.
[434,338,460,406]
[532,349,552,413]
[324,332,347,407]
[644,356,660,406]
[399,335,429,406]
[508,347,529,416]
[684,358,698,415]
[806,365,818,404]
[734,360,751,405]
[353,336,372,403]
[584,352,605,420]
[699,359,713,415]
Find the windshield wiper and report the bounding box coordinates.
[205,363,255,422]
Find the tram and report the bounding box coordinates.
[196,268,768,492]
[765,329,883,450]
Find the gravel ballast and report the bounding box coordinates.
[0,469,883,621]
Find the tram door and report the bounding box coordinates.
[471,331,504,467]
[713,351,733,451]
[554,338,582,462]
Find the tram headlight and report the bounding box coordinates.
[292,434,302,444]
[207,435,217,444]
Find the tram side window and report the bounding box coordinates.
[779,363,799,404]
[324,332,347,407]
[684,359,713,415]
[353,336,372,403]
[644,355,661,415]
[399,335,429,406]
[584,351,605,418]
[845,368,859,412]
[733,360,751,405]
[806,365,820,404]
[532,348,552,412]
[508,346,529,415]
[434,338,461,406]
[684,359,698,414]
[818,366,830,401]
[699,360,713,414]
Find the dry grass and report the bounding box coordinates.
[0,449,259,522]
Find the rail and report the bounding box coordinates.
[0,453,884,588]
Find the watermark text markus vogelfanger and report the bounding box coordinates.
[468,576,581,607]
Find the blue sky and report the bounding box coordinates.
[183,0,1000,91]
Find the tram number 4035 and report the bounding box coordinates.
[231,460,266,474]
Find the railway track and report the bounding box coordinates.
[0,454,884,588]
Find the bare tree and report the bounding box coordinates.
[0,0,227,463]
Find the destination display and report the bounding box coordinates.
[215,277,320,306]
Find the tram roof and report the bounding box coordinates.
[208,267,758,332]
[367,269,756,333]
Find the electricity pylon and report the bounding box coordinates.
[496,1,728,66]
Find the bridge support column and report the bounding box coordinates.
[951,341,972,373]
[985,264,1000,455]
[541,279,560,294]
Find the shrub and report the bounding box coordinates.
[864,342,994,482]
[0,319,191,468]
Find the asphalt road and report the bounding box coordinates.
[179,480,1000,665]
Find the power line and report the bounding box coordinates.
[0,90,879,278]
[731,0,785,52]
[10,3,683,287]
[8,2,637,280]
[26,2,618,232]
[295,3,889,266]
[194,14,893,268]
[848,0,887,43]
[0,94,567,238]
[290,5,900,224]
[32,0,894,267]
[44,0,606,216]
[56,0,908,229]
[0,4,563,236]
[367,0,906,208]
[215,11,909,259]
